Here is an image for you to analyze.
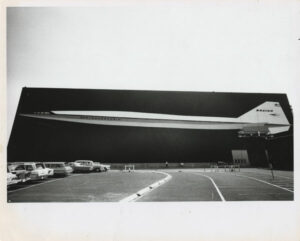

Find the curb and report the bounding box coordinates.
[119,171,172,202]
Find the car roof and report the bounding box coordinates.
[44,162,65,164]
[9,162,36,165]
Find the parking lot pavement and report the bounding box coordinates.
[199,172,293,201]
[7,169,294,202]
[7,171,165,202]
[234,171,294,191]
[137,169,293,201]
[239,168,294,179]
[138,171,222,201]
[7,177,64,192]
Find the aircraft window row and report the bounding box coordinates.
[34,112,50,115]
[256,109,273,112]
[79,116,121,121]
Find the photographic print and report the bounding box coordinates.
[7,88,294,202]
[2,3,299,241]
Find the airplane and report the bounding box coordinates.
[20,101,291,138]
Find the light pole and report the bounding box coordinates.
[238,130,276,179]
[264,138,274,179]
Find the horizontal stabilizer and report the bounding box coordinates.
[269,126,290,134]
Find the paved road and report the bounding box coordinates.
[239,168,294,179]
[7,171,165,202]
[138,171,222,201]
[200,172,293,201]
[7,169,294,202]
[138,170,293,201]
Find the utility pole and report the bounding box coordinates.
[265,139,274,180]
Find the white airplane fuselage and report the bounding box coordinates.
[20,102,291,136]
[21,111,251,129]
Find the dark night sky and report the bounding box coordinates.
[8,87,293,169]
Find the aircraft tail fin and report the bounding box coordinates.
[239,102,290,125]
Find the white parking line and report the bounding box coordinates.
[235,174,294,193]
[7,174,83,194]
[242,171,293,180]
[274,175,293,180]
[119,171,172,202]
[192,173,226,201]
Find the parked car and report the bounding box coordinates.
[11,162,52,181]
[72,160,94,172]
[92,162,106,172]
[44,162,73,176]
[72,160,110,173]
[100,164,111,171]
[94,163,110,172]
[8,163,32,183]
[66,162,75,167]
[7,167,21,185]
[35,162,54,177]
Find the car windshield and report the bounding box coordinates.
[36,164,44,169]
[77,161,92,166]
[52,164,64,167]
[14,165,25,171]
[25,165,34,171]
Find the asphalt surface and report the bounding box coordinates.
[137,171,222,201]
[138,170,293,201]
[7,171,165,202]
[7,169,294,202]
